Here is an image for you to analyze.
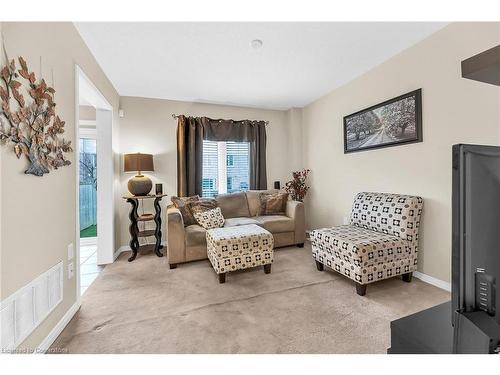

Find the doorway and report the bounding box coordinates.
[75,66,114,298]
[79,118,100,294]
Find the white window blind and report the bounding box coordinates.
[202,140,250,198]
[202,140,219,198]
[226,142,249,193]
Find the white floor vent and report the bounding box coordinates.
[1,261,63,352]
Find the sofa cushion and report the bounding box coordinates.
[193,207,225,229]
[215,192,250,219]
[256,215,294,233]
[310,225,411,267]
[224,217,260,227]
[259,192,289,215]
[187,198,218,216]
[350,192,423,242]
[171,195,199,226]
[185,224,207,247]
[246,189,278,216]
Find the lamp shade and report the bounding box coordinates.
[124,153,154,173]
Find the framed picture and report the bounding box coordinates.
[343,89,422,153]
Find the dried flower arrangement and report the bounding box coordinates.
[0,56,72,176]
[285,169,311,202]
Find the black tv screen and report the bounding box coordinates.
[452,144,500,325]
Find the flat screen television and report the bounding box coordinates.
[452,144,500,326]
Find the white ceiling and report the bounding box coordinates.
[75,22,447,110]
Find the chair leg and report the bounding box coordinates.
[315,260,324,271]
[297,243,304,248]
[356,283,367,296]
[264,264,272,274]
[169,263,177,269]
[218,273,226,284]
[402,272,413,283]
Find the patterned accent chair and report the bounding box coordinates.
[310,192,423,296]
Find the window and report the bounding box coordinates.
[202,141,219,198]
[202,140,250,198]
[79,138,97,186]
[226,142,250,194]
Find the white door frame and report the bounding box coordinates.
[95,108,114,265]
[74,65,114,302]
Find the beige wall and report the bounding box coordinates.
[0,22,120,349]
[79,105,96,121]
[285,108,304,171]
[302,22,500,283]
[118,97,295,246]
[0,22,3,302]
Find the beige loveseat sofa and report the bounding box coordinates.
[167,190,305,268]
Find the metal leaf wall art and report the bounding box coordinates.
[0,57,72,176]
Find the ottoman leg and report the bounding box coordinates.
[264,264,272,274]
[356,283,367,296]
[218,273,226,284]
[315,260,324,271]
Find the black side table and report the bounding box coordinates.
[123,194,167,262]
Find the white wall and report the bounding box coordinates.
[0,22,120,350]
[302,22,500,282]
[0,21,3,303]
[79,105,96,121]
[117,97,297,246]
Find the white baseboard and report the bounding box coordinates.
[113,241,167,261]
[113,246,129,260]
[35,301,81,353]
[414,271,451,292]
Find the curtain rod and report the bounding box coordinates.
[172,114,269,125]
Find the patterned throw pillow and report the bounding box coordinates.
[193,207,225,229]
[259,192,289,215]
[171,195,199,226]
[187,198,218,216]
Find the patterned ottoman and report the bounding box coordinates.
[206,224,274,283]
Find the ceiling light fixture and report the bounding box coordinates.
[250,39,263,49]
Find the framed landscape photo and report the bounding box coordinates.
[343,89,422,153]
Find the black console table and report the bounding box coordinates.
[123,194,167,262]
[388,302,454,354]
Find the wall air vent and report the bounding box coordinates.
[0,261,63,352]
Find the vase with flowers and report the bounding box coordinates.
[284,169,310,202]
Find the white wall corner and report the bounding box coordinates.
[35,300,81,354]
[285,107,304,173]
[113,245,129,261]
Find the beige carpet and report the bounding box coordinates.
[51,243,450,353]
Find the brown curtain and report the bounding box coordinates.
[176,116,267,196]
[176,115,207,197]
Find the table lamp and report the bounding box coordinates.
[124,153,154,196]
